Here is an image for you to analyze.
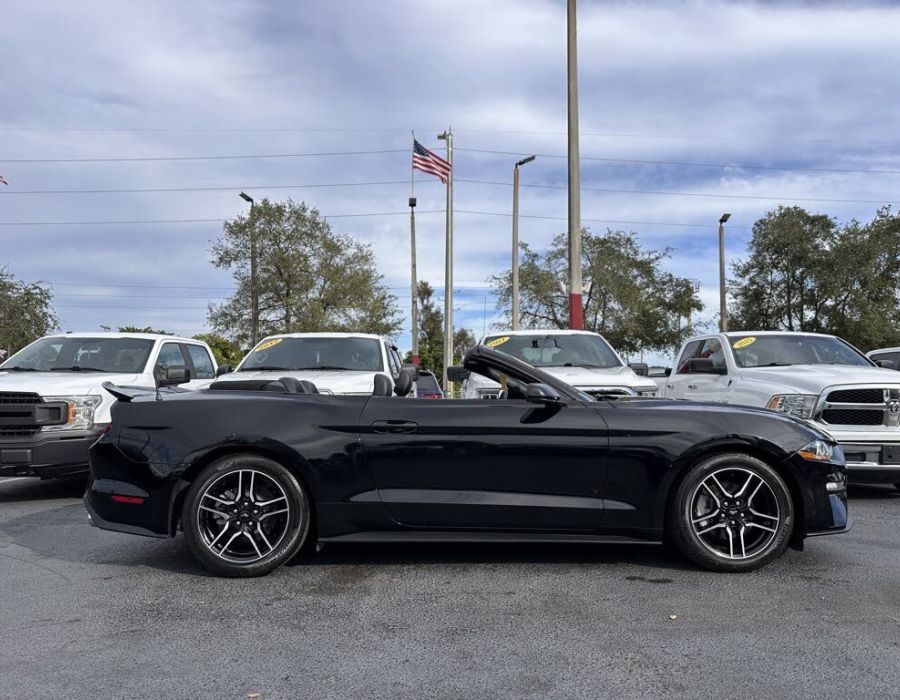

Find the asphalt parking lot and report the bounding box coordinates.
[1,476,899,700]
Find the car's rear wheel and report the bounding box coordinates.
[182,454,311,577]
[668,453,793,572]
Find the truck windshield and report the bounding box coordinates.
[729,334,872,368]
[238,337,384,372]
[0,337,155,373]
[483,333,622,369]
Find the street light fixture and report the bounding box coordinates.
[239,191,259,346]
[511,155,536,330]
[718,213,731,332]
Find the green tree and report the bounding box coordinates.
[0,267,57,356]
[403,281,477,378]
[730,206,900,350]
[209,199,402,347]
[116,325,172,334]
[193,332,244,367]
[490,229,702,355]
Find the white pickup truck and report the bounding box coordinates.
[0,332,218,478]
[459,330,659,399]
[219,333,415,397]
[663,331,900,488]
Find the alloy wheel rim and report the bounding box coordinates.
[197,469,292,563]
[689,467,781,560]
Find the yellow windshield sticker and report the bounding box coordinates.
[733,337,756,349]
[254,338,283,352]
[486,336,510,348]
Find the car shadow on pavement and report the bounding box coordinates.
[295,540,695,573]
[0,475,86,503]
[847,483,900,500]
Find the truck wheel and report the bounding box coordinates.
[182,454,311,577]
[667,453,793,572]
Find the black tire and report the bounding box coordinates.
[182,454,311,577]
[667,453,793,573]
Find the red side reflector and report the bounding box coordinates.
[111,494,144,505]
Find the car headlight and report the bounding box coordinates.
[42,395,102,431]
[766,394,817,419]
[796,439,836,462]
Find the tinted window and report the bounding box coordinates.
[384,343,400,379]
[186,345,215,379]
[416,372,442,393]
[482,333,621,369]
[155,343,187,372]
[1,336,155,373]
[871,351,900,370]
[676,340,704,374]
[238,337,385,372]
[729,335,870,368]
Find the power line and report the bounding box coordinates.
[457,178,899,205]
[1,180,421,195]
[0,209,750,229]
[1,149,408,164]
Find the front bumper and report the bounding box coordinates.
[836,442,900,484]
[0,426,106,478]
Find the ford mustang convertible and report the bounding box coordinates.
[84,345,850,577]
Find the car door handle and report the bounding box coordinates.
[371,420,418,434]
[687,384,698,390]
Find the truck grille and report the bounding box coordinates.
[583,388,633,399]
[819,386,900,428]
[0,392,42,438]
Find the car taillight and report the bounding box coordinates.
[110,494,144,505]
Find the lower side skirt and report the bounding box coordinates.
[318,531,662,545]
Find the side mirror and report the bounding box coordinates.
[447,365,470,383]
[156,365,192,387]
[402,363,420,379]
[874,359,896,369]
[393,368,414,397]
[525,383,563,406]
[664,367,672,377]
[688,358,726,375]
[215,364,233,377]
[629,362,649,377]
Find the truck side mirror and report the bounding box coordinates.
[215,364,233,377]
[156,365,192,387]
[688,358,726,375]
[447,366,470,383]
[629,362,649,377]
[874,359,896,369]
[401,363,420,379]
[664,367,672,377]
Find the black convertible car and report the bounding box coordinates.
[85,345,850,577]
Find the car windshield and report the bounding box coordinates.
[238,337,384,372]
[483,333,622,369]
[729,334,872,368]
[0,337,155,373]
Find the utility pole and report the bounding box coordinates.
[567,0,583,330]
[409,196,419,365]
[512,155,535,330]
[437,128,454,390]
[718,213,731,332]
[239,192,259,345]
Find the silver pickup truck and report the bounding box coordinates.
[663,331,900,488]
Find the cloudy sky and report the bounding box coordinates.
[2,0,899,363]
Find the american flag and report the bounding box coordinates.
[412,139,451,183]
[0,173,7,186]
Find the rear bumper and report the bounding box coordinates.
[0,426,106,478]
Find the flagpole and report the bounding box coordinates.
[409,131,419,366]
[438,128,453,393]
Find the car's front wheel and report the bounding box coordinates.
[668,453,793,572]
[182,454,311,577]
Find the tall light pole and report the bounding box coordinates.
[409,196,419,365]
[437,129,454,391]
[567,0,583,330]
[718,213,731,332]
[512,155,536,330]
[239,191,259,345]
